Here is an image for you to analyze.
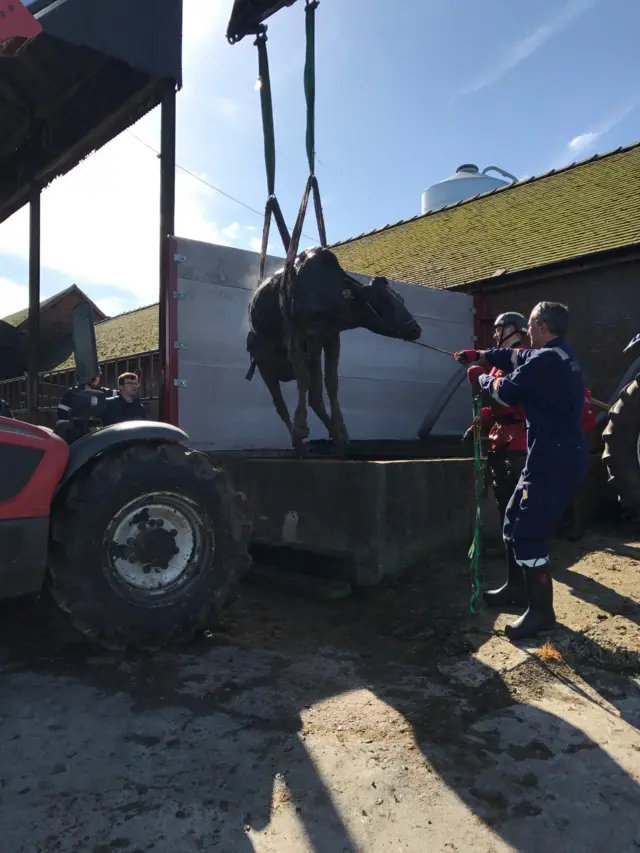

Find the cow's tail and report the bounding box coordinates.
[245,359,257,381]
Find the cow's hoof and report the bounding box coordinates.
[293,442,309,459]
[331,421,350,445]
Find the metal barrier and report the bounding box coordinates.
[0,350,161,424]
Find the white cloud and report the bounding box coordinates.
[454,0,597,100]
[94,294,140,318]
[0,278,28,318]
[560,101,638,165]
[0,129,240,307]
[249,237,263,253]
[567,131,599,155]
[222,222,242,240]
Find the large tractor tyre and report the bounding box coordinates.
[602,379,640,516]
[49,442,251,651]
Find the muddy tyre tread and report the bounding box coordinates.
[602,379,640,516]
[48,443,251,651]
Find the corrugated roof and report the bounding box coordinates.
[52,303,158,371]
[332,141,640,289]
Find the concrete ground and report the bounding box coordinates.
[1,525,639,853]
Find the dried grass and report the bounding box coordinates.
[535,642,564,662]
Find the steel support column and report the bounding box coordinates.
[27,183,41,424]
[159,77,177,422]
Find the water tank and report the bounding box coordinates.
[421,164,517,214]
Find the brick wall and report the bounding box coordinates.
[471,256,640,401]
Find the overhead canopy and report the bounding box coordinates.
[0,0,183,224]
[226,0,299,44]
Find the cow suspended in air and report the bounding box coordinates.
[245,246,422,454]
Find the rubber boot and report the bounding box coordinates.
[483,543,528,609]
[504,563,556,641]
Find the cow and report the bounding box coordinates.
[246,246,422,453]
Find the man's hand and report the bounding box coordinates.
[462,422,476,442]
[455,349,480,364]
[467,365,485,389]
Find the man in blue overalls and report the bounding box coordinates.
[455,301,588,641]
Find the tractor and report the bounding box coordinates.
[0,302,251,650]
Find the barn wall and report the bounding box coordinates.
[472,256,640,401]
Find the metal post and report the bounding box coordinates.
[27,183,41,424]
[159,77,177,422]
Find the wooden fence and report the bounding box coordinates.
[0,350,161,426]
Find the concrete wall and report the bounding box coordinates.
[210,455,476,586]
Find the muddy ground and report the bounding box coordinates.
[0,524,639,852]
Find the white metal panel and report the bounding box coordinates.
[172,238,474,451]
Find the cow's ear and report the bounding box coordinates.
[371,276,389,290]
[342,287,355,300]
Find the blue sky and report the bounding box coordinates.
[1,0,639,319]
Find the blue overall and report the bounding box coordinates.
[478,338,588,566]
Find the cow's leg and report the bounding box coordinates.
[290,334,311,453]
[307,342,333,436]
[257,362,293,436]
[323,334,349,445]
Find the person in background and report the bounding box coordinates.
[456,301,589,641]
[56,370,111,422]
[0,398,14,418]
[101,372,148,425]
[464,312,530,531]
[56,369,113,442]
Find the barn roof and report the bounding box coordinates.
[1,284,105,327]
[331,140,640,290]
[52,302,159,371]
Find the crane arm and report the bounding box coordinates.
[226,0,299,44]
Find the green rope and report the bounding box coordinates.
[304,0,318,175]
[468,394,483,613]
[255,31,276,197]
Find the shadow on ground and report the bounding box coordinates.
[0,528,639,852]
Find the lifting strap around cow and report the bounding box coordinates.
[227,0,328,381]
[226,0,327,281]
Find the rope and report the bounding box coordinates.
[283,0,326,273]
[468,394,483,613]
[252,0,326,287]
[254,28,291,281]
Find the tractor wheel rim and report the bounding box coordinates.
[106,492,207,594]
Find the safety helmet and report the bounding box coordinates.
[493,312,528,333]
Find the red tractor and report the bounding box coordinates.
[0,303,251,650]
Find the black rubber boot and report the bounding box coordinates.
[483,544,528,609]
[504,563,556,642]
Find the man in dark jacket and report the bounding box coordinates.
[101,372,148,425]
[56,370,113,442]
[456,301,588,641]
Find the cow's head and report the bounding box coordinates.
[344,275,422,341]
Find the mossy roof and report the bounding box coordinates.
[332,141,640,289]
[53,303,159,371]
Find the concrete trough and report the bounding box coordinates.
[209,448,618,587]
[209,455,476,586]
